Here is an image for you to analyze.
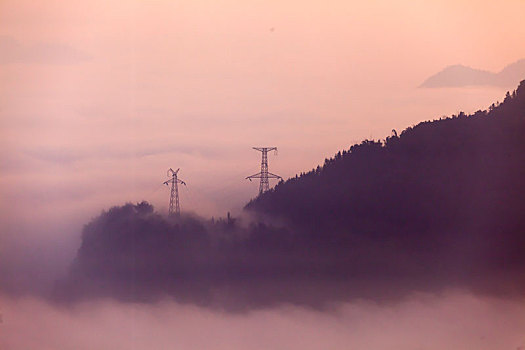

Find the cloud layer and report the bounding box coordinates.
[1,292,524,350]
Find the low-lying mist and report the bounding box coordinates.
[1,291,524,350]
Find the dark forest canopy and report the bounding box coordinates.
[58,81,525,310]
[247,80,525,238]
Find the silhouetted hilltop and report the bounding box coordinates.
[421,59,525,88]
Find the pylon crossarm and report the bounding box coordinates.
[253,147,277,152]
[246,173,263,179]
[267,172,282,179]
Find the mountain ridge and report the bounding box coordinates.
[420,59,525,88]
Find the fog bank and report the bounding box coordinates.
[1,291,524,350]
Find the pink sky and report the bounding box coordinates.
[1,0,524,220]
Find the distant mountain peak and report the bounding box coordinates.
[421,59,525,88]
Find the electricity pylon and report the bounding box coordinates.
[246,147,282,195]
[163,168,186,216]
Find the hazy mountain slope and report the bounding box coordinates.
[420,59,525,87]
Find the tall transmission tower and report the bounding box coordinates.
[246,147,282,195]
[163,168,186,216]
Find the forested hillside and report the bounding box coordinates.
[247,81,525,275]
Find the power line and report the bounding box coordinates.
[246,147,282,195]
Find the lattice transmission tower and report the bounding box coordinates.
[163,168,186,216]
[246,147,282,195]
